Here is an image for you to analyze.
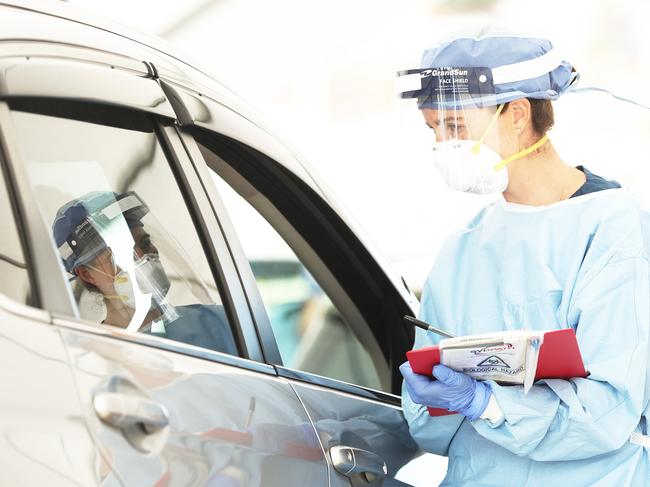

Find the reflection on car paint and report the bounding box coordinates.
[0,306,101,485]
[61,328,329,486]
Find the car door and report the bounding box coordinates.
[0,53,329,486]
[160,80,445,486]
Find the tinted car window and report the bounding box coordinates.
[10,109,238,356]
[202,142,389,391]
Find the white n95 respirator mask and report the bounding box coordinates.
[113,254,171,310]
[433,139,509,195]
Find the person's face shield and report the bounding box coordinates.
[398,63,650,202]
[69,192,215,331]
[398,67,515,194]
[421,100,504,152]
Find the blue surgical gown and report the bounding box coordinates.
[403,188,650,486]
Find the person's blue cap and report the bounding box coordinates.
[52,191,148,273]
[397,35,578,109]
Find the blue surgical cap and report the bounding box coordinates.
[52,191,147,273]
[399,35,578,109]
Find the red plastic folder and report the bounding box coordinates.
[406,328,588,416]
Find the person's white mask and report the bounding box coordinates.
[433,139,509,195]
[113,254,171,309]
[428,101,550,195]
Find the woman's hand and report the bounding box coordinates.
[400,362,492,420]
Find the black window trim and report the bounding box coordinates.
[157,80,418,396]
[172,128,280,364]
[156,124,265,362]
[185,125,415,397]
[276,365,402,407]
[198,147,391,386]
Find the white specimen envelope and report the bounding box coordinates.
[439,330,545,393]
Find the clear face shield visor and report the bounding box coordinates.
[397,66,650,198]
[397,67,519,194]
[63,192,215,331]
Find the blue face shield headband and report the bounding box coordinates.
[54,191,149,274]
[397,35,650,111]
[396,46,577,109]
[397,66,497,109]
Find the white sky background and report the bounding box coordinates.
[69,0,650,294]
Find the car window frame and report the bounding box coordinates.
[155,123,266,361]
[173,127,285,366]
[0,56,272,371]
[184,129,401,401]
[164,84,416,399]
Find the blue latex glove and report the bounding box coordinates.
[400,362,492,420]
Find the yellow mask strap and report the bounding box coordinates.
[493,135,549,171]
[83,263,112,279]
[83,263,129,285]
[80,264,131,302]
[471,103,505,154]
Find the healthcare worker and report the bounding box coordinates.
[397,34,650,486]
[53,190,238,354]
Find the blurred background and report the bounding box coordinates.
[68,0,649,296]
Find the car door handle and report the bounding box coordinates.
[329,445,387,480]
[93,392,170,434]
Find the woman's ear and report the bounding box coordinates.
[507,98,532,133]
[75,266,96,286]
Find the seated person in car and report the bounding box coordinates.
[52,190,237,355]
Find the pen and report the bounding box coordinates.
[403,315,456,339]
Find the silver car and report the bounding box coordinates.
[0,1,440,485]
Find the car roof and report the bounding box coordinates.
[1,1,252,108]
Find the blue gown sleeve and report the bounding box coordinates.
[472,255,650,461]
[163,304,238,355]
[402,279,464,456]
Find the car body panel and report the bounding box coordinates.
[58,320,329,487]
[0,295,102,486]
[289,380,420,487]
